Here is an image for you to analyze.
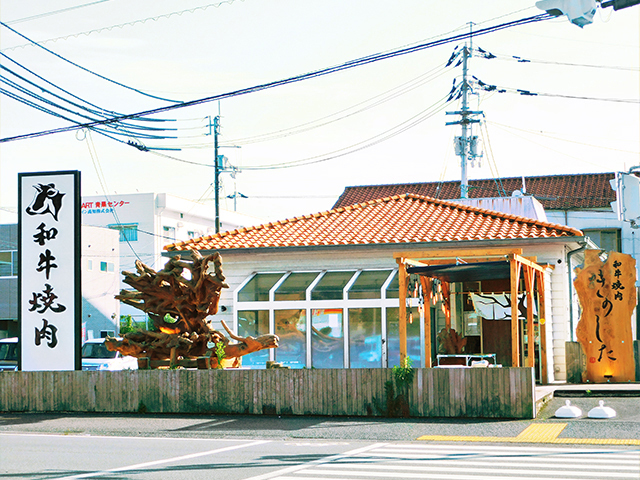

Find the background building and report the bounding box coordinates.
[0,223,120,341]
[333,172,640,344]
[81,192,262,324]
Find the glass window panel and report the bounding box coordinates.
[385,272,399,299]
[81,343,117,359]
[583,229,621,252]
[311,271,355,300]
[348,270,392,299]
[311,308,344,368]
[237,310,270,367]
[11,251,18,275]
[0,252,12,277]
[349,308,382,368]
[162,226,176,246]
[108,224,138,242]
[275,309,306,368]
[601,231,620,252]
[386,307,421,368]
[238,273,283,302]
[122,226,138,242]
[274,272,319,301]
[0,341,18,361]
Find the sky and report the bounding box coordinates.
[0,0,638,224]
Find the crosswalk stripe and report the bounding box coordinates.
[376,445,639,456]
[378,443,637,454]
[243,442,640,480]
[314,462,640,477]
[295,468,638,480]
[344,456,640,468]
[357,451,640,465]
[240,443,388,480]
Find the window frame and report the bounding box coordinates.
[583,228,621,252]
[234,269,405,369]
[108,223,138,242]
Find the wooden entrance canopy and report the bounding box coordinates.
[394,247,548,377]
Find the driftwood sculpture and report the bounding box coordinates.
[437,327,467,354]
[105,250,278,368]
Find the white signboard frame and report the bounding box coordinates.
[19,170,81,371]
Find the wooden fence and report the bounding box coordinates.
[0,367,535,419]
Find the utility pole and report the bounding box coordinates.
[445,24,483,199]
[213,115,221,233]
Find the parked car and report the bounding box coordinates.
[81,338,138,371]
[0,337,18,372]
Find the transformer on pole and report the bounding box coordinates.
[445,29,483,199]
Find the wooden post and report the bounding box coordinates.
[524,266,535,369]
[510,255,521,367]
[397,258,408,364]
[169,347,178,369]
[537,269,548,384]
[420,276,433,368]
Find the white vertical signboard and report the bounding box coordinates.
[19,171,81,371]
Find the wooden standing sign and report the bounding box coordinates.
[575,250,636,383]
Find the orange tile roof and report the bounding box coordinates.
[166,194,582,252]
[333,173,616,210]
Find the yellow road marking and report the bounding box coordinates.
[515,423,567,442]
[417,423,640,445]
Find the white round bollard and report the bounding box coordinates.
[555,400,583,418]
[587,400,617,419]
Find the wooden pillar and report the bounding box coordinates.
[524,266,535,369]
[442,281,451,330]
[510,255,522,367]
[397,258,408,364]
[420,276,432,368]
[537,269,548,384]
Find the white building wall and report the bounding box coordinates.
[199,240,578,377]
[521,243,573,383]
[547,208,638,341]
[548,208,640,282]
[81,225,120,341]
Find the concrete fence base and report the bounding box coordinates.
[0,367,536,419]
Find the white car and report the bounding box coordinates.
[81,338,138,371]
[0,337,18,372]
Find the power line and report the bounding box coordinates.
[6,1,111,25]
[0,50,208,148]
[473,46,639,72]
[2,0,245,52]
[242,94,453,170]
[0,13,553,145]
[0,21,182,103]
[486,120,640,154]
[223,62,452,146]
[473,76,640,104]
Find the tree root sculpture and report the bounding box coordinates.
[105,250,278,368]
[437,327,467,354]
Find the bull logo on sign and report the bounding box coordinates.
[26,183,65,221]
